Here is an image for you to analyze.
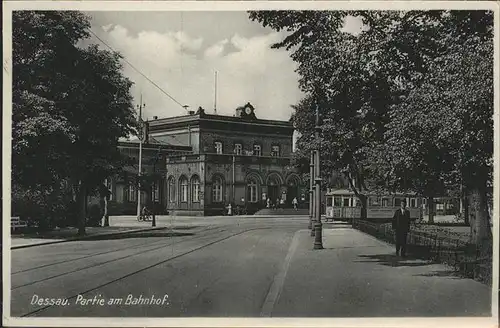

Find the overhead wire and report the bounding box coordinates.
[88,28,186,110]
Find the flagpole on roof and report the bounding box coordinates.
[214,70,218,114]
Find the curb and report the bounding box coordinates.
[249,215,310,218]
[11,227,165,250]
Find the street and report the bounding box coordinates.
[10,216,491,317]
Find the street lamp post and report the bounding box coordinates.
[313,104,323,250]
[309,150,315,234]
[136,98,146,221]
[152,161,156,227]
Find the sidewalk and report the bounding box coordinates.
[269,228,491,317]
[9,226,165,249]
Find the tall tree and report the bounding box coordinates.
[249,10,446,219]
[12,11,137,235]
[384,14,493,244]
[249,10,493,242]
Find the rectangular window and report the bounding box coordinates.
[253,144,261,156]
[215,142,223,154]
[394,198,402,207]
[234,143,242,155]
[382,198,389,207]
[334,197,342,207]
[410,198,417,208]
[128,185,136,202]
[326,197,333,207]
[271,145,280,157]
[343,198,350,207]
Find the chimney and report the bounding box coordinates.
[153,116,158,120]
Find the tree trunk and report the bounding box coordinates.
[76,183,87,236]
[103,197,109,227]
[359,193,368,221]
[427,196,434,224]
[463,195,469,226]
[470,187,492,248]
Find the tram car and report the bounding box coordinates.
[325,189,424,222]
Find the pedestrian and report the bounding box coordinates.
[392,200,411,257]
[292,197,298,211]
[276,198,280,210]
[266,198,271,208]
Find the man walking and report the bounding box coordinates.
[392,200,411,257]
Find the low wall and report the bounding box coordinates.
[352,220,492,285]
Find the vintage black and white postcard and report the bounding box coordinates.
[2,1,499,327]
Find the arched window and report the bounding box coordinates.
[247,179,258,203]
[212,176,223,202]
[168,177,175,202]
[191,176,200,203]
[180,176,188,202]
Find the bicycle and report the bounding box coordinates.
[137,214,152,221]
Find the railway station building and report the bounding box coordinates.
[107,103,307,216]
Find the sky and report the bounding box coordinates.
[84,11,364,121]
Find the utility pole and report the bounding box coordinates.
[136,95,146,221]
[313,104,323,249]
[152,147,162,227]
[232,152,236,205]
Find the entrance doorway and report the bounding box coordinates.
[268,185,279,205]
[286,175,301,208]
[267,174,282,207]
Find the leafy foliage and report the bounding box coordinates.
[249,10,493,241]
[12,11,138,234]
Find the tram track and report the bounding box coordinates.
[21,226,272,317]
[12,226,229,290]
[11,225,221,275]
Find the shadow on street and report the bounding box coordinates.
[355,253,437,267]
[11,225,200,240]
[83,231,195,241]
[413,270,466,279]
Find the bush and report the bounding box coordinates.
[11,184,77,230]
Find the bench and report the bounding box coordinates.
[11,216,28,230]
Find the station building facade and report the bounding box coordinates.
[107,104,307,216]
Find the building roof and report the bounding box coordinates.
[118,137,192,152]
[150,134,190,147]
[148,105,294,134]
